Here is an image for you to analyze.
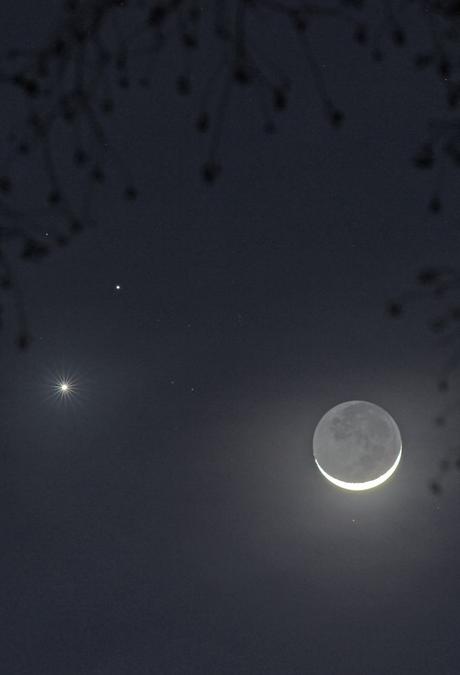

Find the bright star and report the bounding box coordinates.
[42,366,83,406]
[55,378,74,399]
[47,373,79,403]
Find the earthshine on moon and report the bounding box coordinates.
[313,401,402,491]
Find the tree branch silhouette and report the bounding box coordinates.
[387,265,460,492]
[0,0,459,362]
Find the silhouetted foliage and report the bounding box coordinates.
[386,301,403,318]
[387,263,460,491]
[429,480,442,495]
[0,0,460,367]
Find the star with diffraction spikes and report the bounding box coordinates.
[44,369,82,406]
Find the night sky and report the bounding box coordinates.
[2,2,460,673]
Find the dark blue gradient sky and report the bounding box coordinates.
[2,2,460,674]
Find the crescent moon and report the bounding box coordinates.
[313,400,402,491]
[314,446,402,491]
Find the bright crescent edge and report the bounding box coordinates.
[315,445,402,491]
